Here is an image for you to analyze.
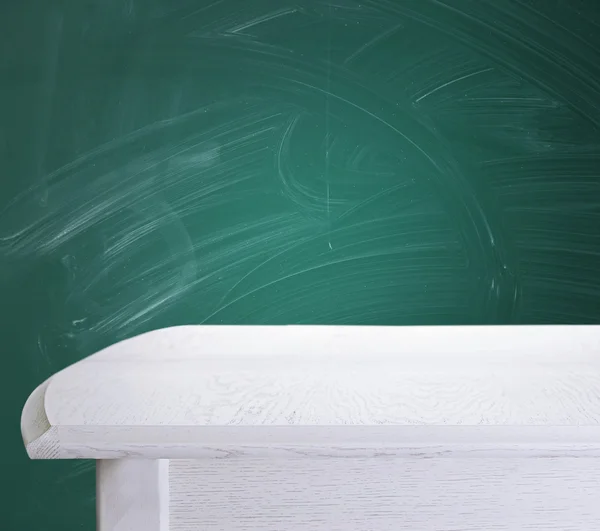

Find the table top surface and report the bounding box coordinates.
[21,325,600,459]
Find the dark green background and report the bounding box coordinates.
[2,0,600,528]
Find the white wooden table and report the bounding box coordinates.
[21,325,600,530]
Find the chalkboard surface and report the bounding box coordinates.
[2,1,600,528]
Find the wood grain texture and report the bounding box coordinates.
[21,325,600,459]
[169,457,600,530]
[97,459,169,531]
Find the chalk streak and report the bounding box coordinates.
[325,7,333,250]
[344,23,402,64]
[180,0,227,20]
[200,223,457,324]
[229,8,298,34]
[290,79,443,173]
[415,68,493,103]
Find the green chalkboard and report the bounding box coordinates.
[2,0,600,528]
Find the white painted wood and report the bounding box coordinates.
[96,459,169,531]
[21,325,600,529]
[169,457,600,530]
[20,325,600,459]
